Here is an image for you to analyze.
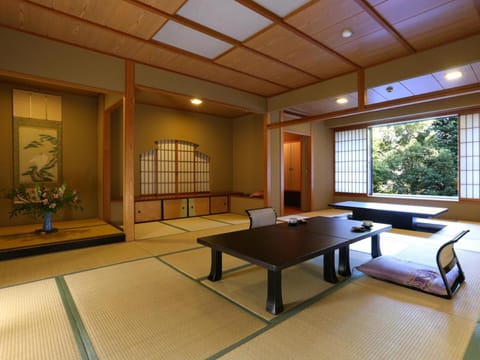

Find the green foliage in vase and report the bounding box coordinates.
[6,183,82,218]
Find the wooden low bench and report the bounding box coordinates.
[329,201,448,230]
[356,230,468,299]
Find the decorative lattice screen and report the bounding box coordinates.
[139,140,210,195]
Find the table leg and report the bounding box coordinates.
[266,270,283,314]
[323,251,338,283]
[338,245,351,277]
[371,234,382,258]
[208,249,223,281]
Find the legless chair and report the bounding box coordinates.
[357,230,468,299]
[245,207,277,229]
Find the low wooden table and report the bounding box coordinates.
[329,201,448,230]
[197,217,391,314]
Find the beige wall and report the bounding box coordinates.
[0,82,99,226]
[232,114,264,194]
[134,104,234,195]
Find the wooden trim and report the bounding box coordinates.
[267,83,480,130]
[23,0,290,91]
[123,61,135,241]
[263,113,270,206]
[0,69,122,96]
[102,106,112,221]
[357,69,366,110]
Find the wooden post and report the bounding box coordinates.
[123,61,135,241]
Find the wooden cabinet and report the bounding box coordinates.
[135,200,161,222]
[163,198,188,220]
[189,197,210,216]
[210,196,228,214]
[284,141,301,191]
[134,194,229,222]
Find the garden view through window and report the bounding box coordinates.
[371,116,458,197]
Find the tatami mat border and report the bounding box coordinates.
[207,273,363,360]
[56,277,98,360]
[464,319,480,359]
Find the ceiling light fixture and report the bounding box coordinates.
[190,98,203,105]
[386,86,394,93]
[336,97,348,104]
[341,28,353,38]
[445,70,463,81]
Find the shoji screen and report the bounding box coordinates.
[459,112,480,199]
[334,128,368,194]
[139,140,210,196]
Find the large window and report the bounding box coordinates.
[334,111,480,200]
[371,117,458,197]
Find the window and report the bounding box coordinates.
[334,111,480,200]
[371,116,458,197]
[334,128,367,194]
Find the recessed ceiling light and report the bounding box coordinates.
[190,98,203,105]
[445,70,463,81]
[341,28,353,38]
[336,97,348,104]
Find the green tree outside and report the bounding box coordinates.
[371,116,458,196]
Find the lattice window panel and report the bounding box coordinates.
[334,128,368,194]
[460,112,480,199]
[139,139,210,195]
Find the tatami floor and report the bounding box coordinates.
[1,210,479,359]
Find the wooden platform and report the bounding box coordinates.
[0,218,125,260]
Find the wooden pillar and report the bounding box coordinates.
[123,61,135,241]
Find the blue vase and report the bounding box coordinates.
[43,212,53,232]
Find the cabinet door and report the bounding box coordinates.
[210,196,229,214]
[135,200,162,222]
[163,198,188,219]
[189,197,210,216]
[284,142,301,191]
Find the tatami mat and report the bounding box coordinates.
[64,258,266,360]
[161,247,249,279]
[202,213,250,224]
[162,217,231,231]
[202,251,372,321]
[0,242,151,288]
[220,277,476,360]
[134,223,249,256]
[0,279,81,360]
[134,221,185,240]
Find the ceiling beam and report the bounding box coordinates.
[354,0,416,53]
[235,0,361,69]
[267,83,480,129]
[126,0,323,80]
[23,0,292,91]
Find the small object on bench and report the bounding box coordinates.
[356,230,469,299]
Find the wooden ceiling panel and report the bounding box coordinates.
[135,0,186,15]
[215,47,318,88]
[371,0,452,25]
[393,0,480,50]
[286,0,364,35]
[29,0,168,40]
[135,43,288,96]
[334,29,409,67]
[245,25,356,79]
[310,11,385,50]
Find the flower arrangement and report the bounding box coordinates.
[7,182,82,219]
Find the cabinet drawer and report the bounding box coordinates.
[210,196,229,214]
[189,197,210,216]
[163,198,188,219]
[135,200,162,222]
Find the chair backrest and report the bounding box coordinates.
[245,207,277,229]
[436,230,469,298]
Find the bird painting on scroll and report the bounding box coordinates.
[14,117,62,186]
